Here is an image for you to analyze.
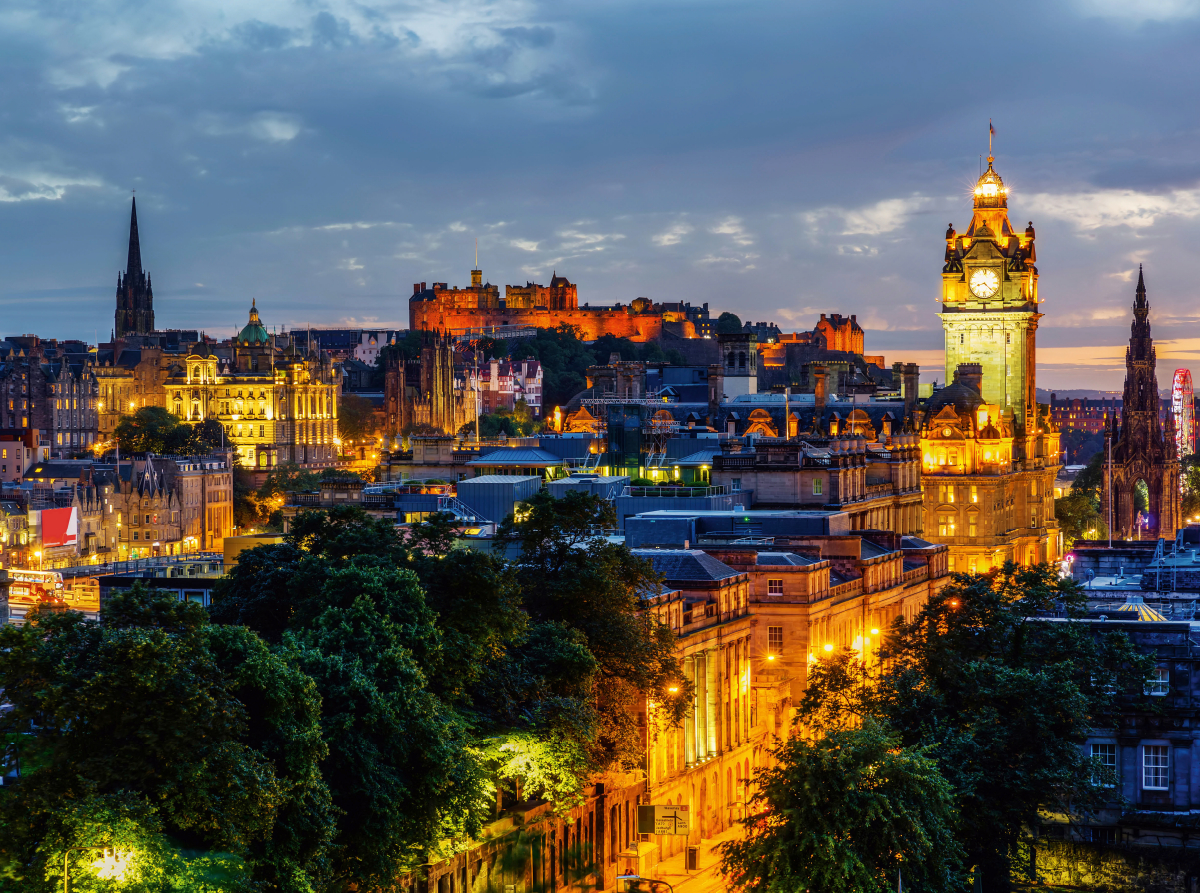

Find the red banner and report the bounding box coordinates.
[41,506,78,548]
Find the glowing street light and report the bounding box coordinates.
[64,846,133,893]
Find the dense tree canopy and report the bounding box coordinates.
[720,721,963,893]
[337,393,377,445]
[113,406,225,455]
[794,563,1153,893]
[206,497,685,887]
[0,585,333,892]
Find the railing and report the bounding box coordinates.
[290,493,320,506]
[621,485,728,498]
[57,553,225,579]
[714,455,756,469]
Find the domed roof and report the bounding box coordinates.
[238,300,269,345]
[973,157,1008,210]
[926,380,985,416]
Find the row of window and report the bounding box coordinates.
[1091,742,1171,790]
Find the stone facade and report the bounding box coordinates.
[920,363,1061,571]
[409,268,703,342]
[114,198,155,339]
[1102,269,1181,541]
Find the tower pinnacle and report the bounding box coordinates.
[127,196,142,278]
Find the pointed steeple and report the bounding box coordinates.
[127,197,142,278]
[1135,264,1147,309]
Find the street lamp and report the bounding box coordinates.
[617,874,674,893]
[64,846,132,892]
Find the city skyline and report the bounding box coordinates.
[1,1,1199,390]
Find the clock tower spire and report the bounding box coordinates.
[939,151,1040,441]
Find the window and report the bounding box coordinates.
[767,578,784,595]
[768,626,783,654]
[960,334,964,344]
[1091,743,1117,787]
[1147,667,1170,696]
[731,478,741,492]
[133,532,139,540]
[938,513,955,537]
[970,485,978,503]
[1143,745,1169,790]
[1090,828,1117,845]
[968,518,977,538]
[812,478,823,496]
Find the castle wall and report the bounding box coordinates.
[409,302,694,342]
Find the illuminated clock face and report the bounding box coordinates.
[969,269,1000,298]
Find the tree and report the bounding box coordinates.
[497,491,690,767]
[113,406,181,454]
[113,407,226,456]
[1055,491,1106,543]
[716,312,743,334]
[338,394,377,445]
[720,720,963,893]
[796,563,1154,893]
[0,585,333,892]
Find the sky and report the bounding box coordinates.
[2,0,1200,390]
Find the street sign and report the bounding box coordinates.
[637,804,689,836]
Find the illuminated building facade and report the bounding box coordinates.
[163,302,341,471]
[409,268,703,341]
[1101,271,1181,540]
[923,153,1061,571]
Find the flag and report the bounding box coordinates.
[989,120,995,138]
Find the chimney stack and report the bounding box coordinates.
[813,363,828,412]
[956,363,984,394]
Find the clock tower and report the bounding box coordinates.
[939,155,1040,441]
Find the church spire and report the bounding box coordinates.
[1135,264,1147,310]
[127,196,142,278]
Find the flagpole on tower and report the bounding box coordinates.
[988,119,995,160]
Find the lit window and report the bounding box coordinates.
[1147,668,1170,696]
[968,519,977,538]
[768,626,783,654]
[1143,745,1169,790]
[938,513,955,537]
[767,579,784,595]
[812,478,823,496]
[970,485,978,503]
[1091,743,1117,787]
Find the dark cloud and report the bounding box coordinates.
[0,0,1198,387]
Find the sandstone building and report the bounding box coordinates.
[921,154,1061,571]
[1101,269,1180,540]
[408,267,707,341]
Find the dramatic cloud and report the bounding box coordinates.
[1,0,1200,389]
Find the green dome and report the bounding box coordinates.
[238,300,269,345]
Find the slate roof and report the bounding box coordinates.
[754,551,819,566]
[468,448,564,466]
[631,548,741,582]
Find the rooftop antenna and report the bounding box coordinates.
[988,119,995,160]
[475,237,478,269]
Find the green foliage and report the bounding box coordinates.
[500,325,688,409]
[468,399,542,438]
[337,394,377,445]
[1055,492,1106,543]
[796,563,1155,893]
[497,491,690,767]
[0,585,332,892]
[1072,450,1105,505]
[720,720,963,893]
[716,311,743,334]
[114,407,225,455]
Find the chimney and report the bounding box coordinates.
[813,363,827,411]
[956,363,983,394]
[902,363,919,413]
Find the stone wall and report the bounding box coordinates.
[1032,838,1200,893]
